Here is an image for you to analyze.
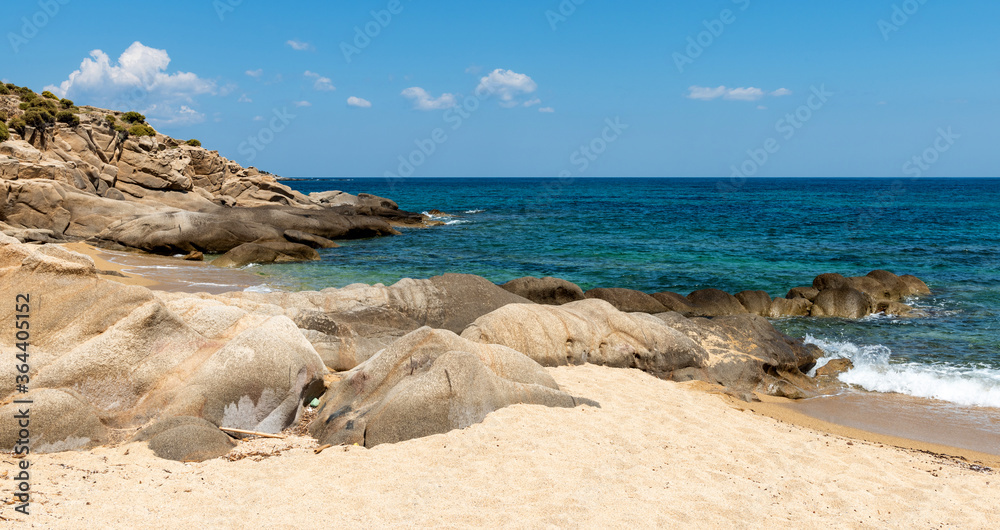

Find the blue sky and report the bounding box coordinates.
[2,0,997,177]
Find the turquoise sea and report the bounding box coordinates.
[255,177,1000,410]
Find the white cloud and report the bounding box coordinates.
[304,71,335,91]
[476,69,537,106]
[686,85,788,102]
[287,40,313,51]
[293,101,312,107]
[347,96,372,108]
[523,98,542,108]
[253,115,264,121]
[401,87,457,110]
[757,105,767,110]
[246,69,263,78]
[465,65,482,75]
[45,41,214,125]
[238,94,252,103]
[538,107,555,113]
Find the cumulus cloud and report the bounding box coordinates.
[401,87,457,110]
[293,101,312,107]
[246,69,263,78]
[238,94,252,103]
[304,71,335,91]
[287,40,313,51]
[686,85,789,102]
[45,41,214,125]
[347,96,372,108]
[476,69,537,107]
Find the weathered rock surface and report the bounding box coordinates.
[461,299,708,376]
[735,290,772,317]
[0,97,426,255]
[810,287,876,319]
[500,276,586,305]
[309,327,591,448]
[162,273,533,371]
[584,287,668,314]
[130,416,236,462]
[0,238,326,457]
[686,289,748,317]
[212,241,320,268]
[767,297,813,318]
[650,291,704,316]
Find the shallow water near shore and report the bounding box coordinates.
[256,177,999,416]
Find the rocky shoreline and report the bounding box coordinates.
[1,85,429,265]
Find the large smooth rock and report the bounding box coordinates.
[650,291,703,316]
[461,299,709,377]
[188,273,533,371]
[767,297,813,318]
[0,240,327,455]
[686,289,748,316]
[735,290,772,316]
[130,416,235,462]
[584,287,668,314]
[786,286,820,302]
[500,276,585,305]
[812,273,850,291]
[810,287,876,319]
[309,327,589,448]
[212,241,320,268]
[900,274,931,296]
[0,388,107,453]
[866,270,910,300]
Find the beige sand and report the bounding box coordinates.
[60,242,265,294]
[3,365,996,528]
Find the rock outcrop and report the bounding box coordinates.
[212,241,320,268]
[309,327,592,448]
[584,287,668,314]
[0,237,326,458]
[500,276,586,305]
[0,92,428,256]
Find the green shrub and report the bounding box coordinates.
[41,90,58,100]
[0,110,7,122]
[4,83,15,91]
[18,102,30,111]
[0,85,9,95]
[59,98,74,108]
[56,110,80,127]
[105,114,116,125]
[16,87,36,99]
[23,110,54,128]
[122,111,146,124]
[0,122,9,142]
[113,122,126,133]
[127,123,156,137]
[185,139,202,147]
[8,118,26,136]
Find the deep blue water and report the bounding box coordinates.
[255,177,1000,407]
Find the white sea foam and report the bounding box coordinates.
[444,219,469,225]
[243,284,275,293]
[804,335,1000,408]
[464,209,485,214]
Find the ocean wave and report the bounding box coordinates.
[243,284,275,293]
[464,209,485,214]
[444,219,469,225]
[804,335,1000,408]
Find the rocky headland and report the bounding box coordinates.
[0,83,426,264]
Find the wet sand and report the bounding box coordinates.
[61,242,266,294]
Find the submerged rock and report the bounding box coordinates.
[212,241,320,268]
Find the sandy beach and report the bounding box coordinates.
[3,363,996,528]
